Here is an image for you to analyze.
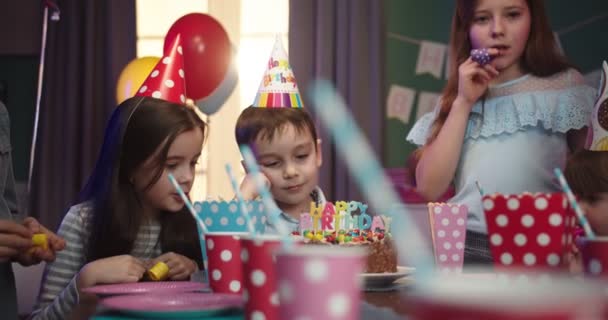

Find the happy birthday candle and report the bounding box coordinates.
[308,80,434,280]
[225,163,257,236]
[168,173,209,282]
[240,145,293,247]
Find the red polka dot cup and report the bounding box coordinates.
[482,192,576,271]
[578,237,608,277]
[276,246,366,320]
[205,232,248,294]
[241,235,283,320]
[409,270,605,319]
[427,203,468,273]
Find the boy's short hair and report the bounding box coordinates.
[235,106,318,147]
[565,149,608,203]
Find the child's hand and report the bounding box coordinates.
[240,172,271,200]
[15,217,66,266]
[77,255,147,289]
[456,48,500,107]
[0,219,33,262]
[150,252,198,280]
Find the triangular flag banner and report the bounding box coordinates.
[252,36,303,108]
[136,34,186,104]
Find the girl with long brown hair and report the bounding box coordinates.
[32,97,207,318]
[407,0,596,265]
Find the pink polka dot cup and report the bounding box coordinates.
[205,232,248,294]
[241,235,283,320]
[276,246,366,320]
[482,192,577,271]
[427,203,468,273]
[578,237,608,277]
[409,270,605,319]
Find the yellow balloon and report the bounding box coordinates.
[115,56,160,104]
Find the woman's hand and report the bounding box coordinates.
[150,252,198,280]
[0,219,32,262]
[239,172,271,200]
[15,217,66,266]
[456,49,500,108]
[77,255,146,289]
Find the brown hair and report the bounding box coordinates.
[81,96,206,264]
[565,150,608,203]
[420,0,572,154]
[235,106,318,147]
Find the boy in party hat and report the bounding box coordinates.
[235,37,325,233]
[565,61,608,237]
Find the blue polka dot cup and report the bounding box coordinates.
[276,246,366,320]
[578,237,608,277]
[482,192,577,271]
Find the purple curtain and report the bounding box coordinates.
[30,0,136,229]
[289,0,386,202]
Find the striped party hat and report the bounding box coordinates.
[136,34,186,105]
[252,36,303,108]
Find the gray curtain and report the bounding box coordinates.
[30,0,136,229]
[289,0,385,201]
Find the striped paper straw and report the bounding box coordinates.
[239,145,293,247]
[554,168,596,239]
[475,180,485,196]
[225,163,257,235]
[167,173,210,281]
[308,80,434,279]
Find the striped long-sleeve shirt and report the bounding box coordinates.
[30,202,162,319]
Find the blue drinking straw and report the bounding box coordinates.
[225,163,257,235]
[554,168,596,239]
[308,80,434,279]
[167,173,210,282]
[475,180,485,196]
[239,145,293,247]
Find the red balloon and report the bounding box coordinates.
[164,13,231,100]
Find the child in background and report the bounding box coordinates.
[32,41,206,319]
[407,0,596,266]
[236,38,325,233]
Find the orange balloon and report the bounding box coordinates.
[115,56,160,104]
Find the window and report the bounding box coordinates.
[136,0,289,200]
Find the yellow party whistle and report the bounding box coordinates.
[147,262,169,281]
[32,233,48,250]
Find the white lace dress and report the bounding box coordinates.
[407,69,596,234]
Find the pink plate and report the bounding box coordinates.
[101,292,243,318]
[83,281,208,296]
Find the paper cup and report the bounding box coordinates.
[205,232,248,293]
[276,246,366,320]
[409,270,605,319]
[241,235,283,320]
[578,236,608,277]
[482,192,576,271]
[427,203,467,273]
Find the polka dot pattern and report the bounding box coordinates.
[482,193,576,270]
[428,203,468,272]
[205,233,244,294]
[242,237,283,320]
[276,248,365,319]
[194,200,268,233]
[134,36,186,105]
[579,239,608,277]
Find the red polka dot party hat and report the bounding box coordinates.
[135,34,186,104]
[252,36,303,108]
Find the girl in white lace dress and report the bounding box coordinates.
[407,0,596,266]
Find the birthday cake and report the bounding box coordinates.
[295,201,398,273]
